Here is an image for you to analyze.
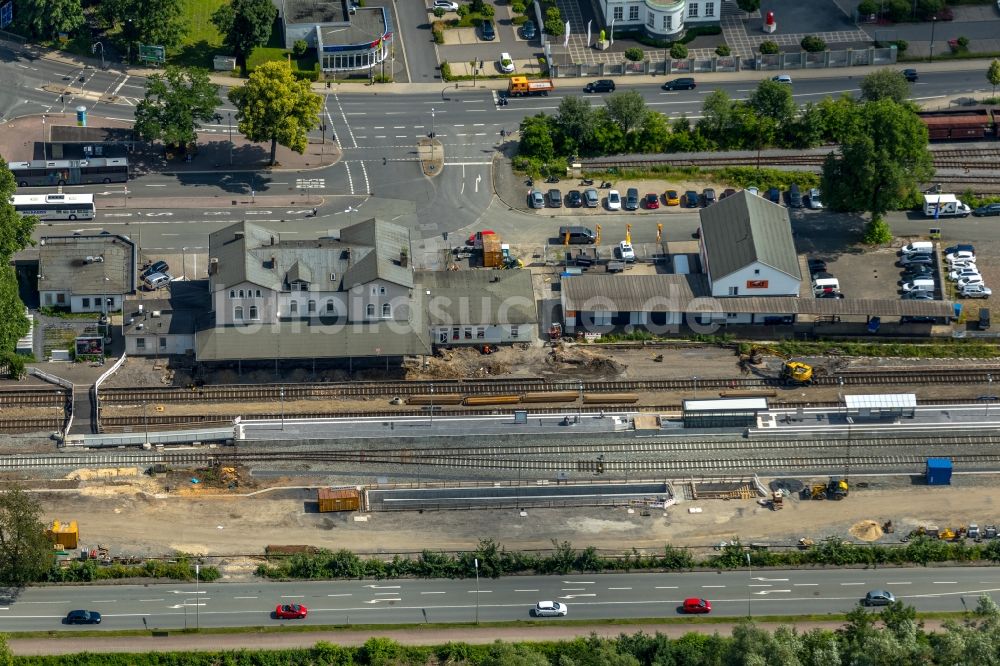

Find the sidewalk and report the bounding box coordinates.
[5,618,956,656]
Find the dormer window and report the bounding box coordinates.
[330,273,337,282]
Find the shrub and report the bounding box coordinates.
[886,0,911,21]
[864,217,893,245]
[440,61,452,80]
[292,39,308,57]
[432,21,445,43]
[858,0,878,15]
[956,35,970,49]
[433,6,446,17]
[544,17,564,35]
[624,46,644,61]
[511,0,526,12]
[893,39,908,53]
[457,4,470,17]
[759,40,779,54]
[716,44,731,56]
[801,35,827,52]
[669,43,688,59]
[545,6,561,19]
[480,3,495,18]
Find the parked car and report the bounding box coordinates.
[547,188,562,207]
[974,203,1000,217]
[788,184,803,208]
[607,189,622,210]
[949,266,981,281]
[665,190,680,206]
[533,601,568,617]
[863,590,895,607]
[944,243,975,255]
[645,193,660,209]
[981,307,991,329]
[898,253,934,266]
[499,52,514,73]
[432,0,459,10]
[808,259,827,274]
[529,189,545,209]
[141,260,169,279]
[959,284,992,298]
[65,610,101,625]
[903,291,934,300]
[682,598,712,614]
[946,250,976,263]
[662,77,696,90]
[767,187,781,204]
[702,188,717,206]
[583,188,599,208]
[481,20,496,40]
[618,241,636,262]
[901,279,935,292]
[625,188,639,211]
[959,275,986,288]
[902,68,919,82]
[720,188,737,199]
[901,267,934,280]
[818,291,845,299]
[520,20,537,39]
[746,186,760,196]
[274,603,308,619]
[584,79,615,93]
[142,272,170,290]
[566,190,582,207]
[772,74,792,84]
[683,190,699,208]
[808,188,823,209]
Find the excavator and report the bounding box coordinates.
[803,477,849,500]
[781,361,814,385]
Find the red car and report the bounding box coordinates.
[682,598,711,614]
[274,603,308,619]
[644,193,660,209]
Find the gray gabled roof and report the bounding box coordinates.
[286,260,312,284]
[209,221,282,291]
[700,191,801,282]
[340,218,413,289]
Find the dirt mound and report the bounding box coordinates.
[548,345,626,376]
[849,519,884,542]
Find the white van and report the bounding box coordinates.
[902,278,935,293]
[673,255,690,275]
[143,272,170,290]
[900,241,933,255]
[812,277,840,295]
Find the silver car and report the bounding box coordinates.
[529,190,545,209]
[863,589,895,606]
[583,188,599,208]
[533,601,568,617]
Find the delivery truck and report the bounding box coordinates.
[923,194,971,218]
[507,76,554,97]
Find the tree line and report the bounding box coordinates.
[6,597,1000,664]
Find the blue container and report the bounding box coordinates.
[926,458,952,485]
[76,106,87,127]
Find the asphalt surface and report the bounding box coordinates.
[1,568,998,633]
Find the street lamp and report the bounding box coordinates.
[430,108,436,138]
[227,111,234,166]
[92,42,105,69]
[280,387,285,430]
[929,17,937,62]
[474,558,480,624]
[181,247,188,280]
[693,375,699,396]
[41,115,46,160]
[430,384,435,428]
[195,563,200,630]
[746,552,752,618]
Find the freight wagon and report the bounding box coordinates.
[917,109,997,141]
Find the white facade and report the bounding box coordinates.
[705,261,801,298]
[127,333,195,356]
[600,0,724,39]
[41,291,123,314]
[433,324,528,346]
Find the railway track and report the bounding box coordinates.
[0,388,69,407]
[582,150,1000,172]
[97,368,1000,405]
[0,418,64,433]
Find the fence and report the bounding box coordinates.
[550,46,897,78]
[93,352,128,433]
[28,367,74,439]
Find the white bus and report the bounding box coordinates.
[9,193,96,220]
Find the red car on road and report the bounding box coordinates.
[682,598,711,614]
[275,603,308,619]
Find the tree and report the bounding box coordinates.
[760,40,779,55]
[518,114,555,161]
[228,61,324,166]
[624,47,644,62]
[553,97,595,156]
[749,79,796,126]
[134,67,222,151]
[822,99,933,225]
[99,0,184,49]
[0,633,11,666]
[988,60,1000,98]
[669,43,688,59]
[212,0,279,73]
[0,162,34,354]
[737,0,762,11]
[860,69,911,103]
[858,0,878,16]
[636,111,671,153]
[0,486,53,586]
[801,35,827,52]
[13,0,84,40]
[604,90,647,134]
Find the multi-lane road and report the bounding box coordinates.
[1,568,997,631]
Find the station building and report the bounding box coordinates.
[279,0,393,75]
[597,0,729,41]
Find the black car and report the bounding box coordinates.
[481,20,495,41]
[818,291,845,299]
[625,188,639,211]
[547,188,562,207]
[683,190,700,208]
[903,291,934,300]
[702,188,717,206]
[944,243,975,255]
[566,190,583,207]
[902,68,918,82]
[767,187,781,205]
[788,183,803,208]
[584,79,615,93]
[808,259,827,273]
[812,271,834,280]
[662,77,696,91]
[974,203,1000,217]
[901,268,934,281]
[141,260,169,279]
[520,20,537,40]
[65,610,101,624]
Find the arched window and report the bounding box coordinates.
[238,289,244,298]
[382,303,391,318]
[249,306,258,320]
[366,303,375,317]
[229,289,235,298]
[234,306,244,320]
[290,301,298,314]
[255,289,261,298]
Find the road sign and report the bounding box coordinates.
[138,44,166,64]
[0,1,12,29]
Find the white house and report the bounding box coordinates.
[37,234,137,314]
[599,0,729,40]
[417,270,538,346]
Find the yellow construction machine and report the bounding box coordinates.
[781,361,814,385]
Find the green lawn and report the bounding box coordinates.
[171,0,227,68]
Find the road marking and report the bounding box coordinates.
[562,581,595,584]
[393,126,405,129]
[559,594,597,599]
[933,581,958,584]
[364,585,401,589]
[754,589,792,595]
[91,600,116,603]
[793,584,818,587]
[514,589,539,592]
[280,595,304,598]
[894,582,912,585]
[364,598,401,604]
[702,585,726,588]
[234,596,258,599]
[327,594,352,597]
[561,588,586,591]
[469,590,492,593]
[654,586,678,589]
[607,587,632,590]
[444,161,492,166]
[420,591,446,595]
[840,583,866,586]
[139,599,165,602]
[473,123,485,126]
[748,584,772,588]
[144,184,167,187]
[752,577,789,582]
[375,592,399,596]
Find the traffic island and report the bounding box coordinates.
[419,138,443,178]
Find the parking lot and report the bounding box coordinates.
[431,0,542,74]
